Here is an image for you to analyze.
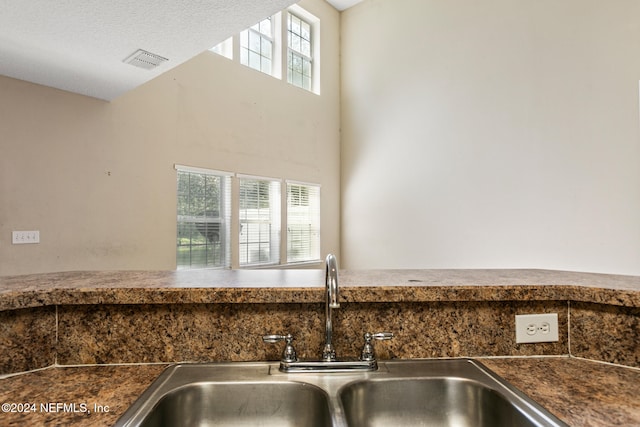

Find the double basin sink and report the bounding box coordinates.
[114,359,567,427]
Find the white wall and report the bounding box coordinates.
[0,0,340,275]
[341,0,640,274]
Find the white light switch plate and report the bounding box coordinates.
[12,230,40,244]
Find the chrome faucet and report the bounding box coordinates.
[263,253,393,372]
[322,253,340,361]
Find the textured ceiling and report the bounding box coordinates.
[325,0,363,11]
[0,0,298,100]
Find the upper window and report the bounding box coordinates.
[287,13,313,91]
[238,176,281,266]
[287,182,320,263]
[240,16,274,75]
[176,166,231,269]
[210,36,232,59]
[210,5,319,94]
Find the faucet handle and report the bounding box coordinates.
[360,332,394,361]
[370,332,394,341]
[263,333,298,363]
[262,334,289,343]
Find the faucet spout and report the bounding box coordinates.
[265,253,391,372]
[326,254,340,309]
[323,254,339,361]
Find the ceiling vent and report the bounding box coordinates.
[123,49,168,70]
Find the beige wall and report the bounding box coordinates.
[7,0,640,276]
[341,0,640,274]
[0,0,340,275]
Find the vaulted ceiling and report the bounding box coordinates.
[0,0,362,101]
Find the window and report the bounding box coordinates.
[287,13,312,91]
[176,166,231,269]
[175,167,320,269]
[210,36,232,59]
[240,16,274,75]
[210,5,319,93]
[287,182,320,263]
[238,176,281,266]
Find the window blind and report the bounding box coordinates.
[239,177,281,266]
[286,182,320,263]
[176,167,231,269]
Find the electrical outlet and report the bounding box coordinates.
[515,313,559,343]
[12,230,40,244]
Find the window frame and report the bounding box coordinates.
[209,5,319,94]
[175,167,322,270]
[240,15,276,76]
[237,174,282,267]
[287,11,313,92]
[286,181,321,264]
[175,165,232,270]
[209,36,233,59]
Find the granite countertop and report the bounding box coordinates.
[1,269,640,310]
[1,270,639,425]
[482,358,640,426]
[0,357,638,426]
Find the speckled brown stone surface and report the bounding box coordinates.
[0,307,56,375]
[1,269,640,425]
[0,364,166,427]
[2,269,639,372]
[482,357,640,427]
[0,270,327,310]
[333,301,569,359]
[570,302,640,367]
[54,301,569,365]
[2,269,640,310]
[57,303,325,364]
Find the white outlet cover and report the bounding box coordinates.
[515,313,559,344]
[12,230,40,244]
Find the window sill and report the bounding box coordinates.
[239,260,322,269]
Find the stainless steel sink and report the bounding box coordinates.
[137,382,331,427]
[341,378,541,427]
[114,359,567,427]
[114,363,331,427]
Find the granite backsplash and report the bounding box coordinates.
[1,269,639,376]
